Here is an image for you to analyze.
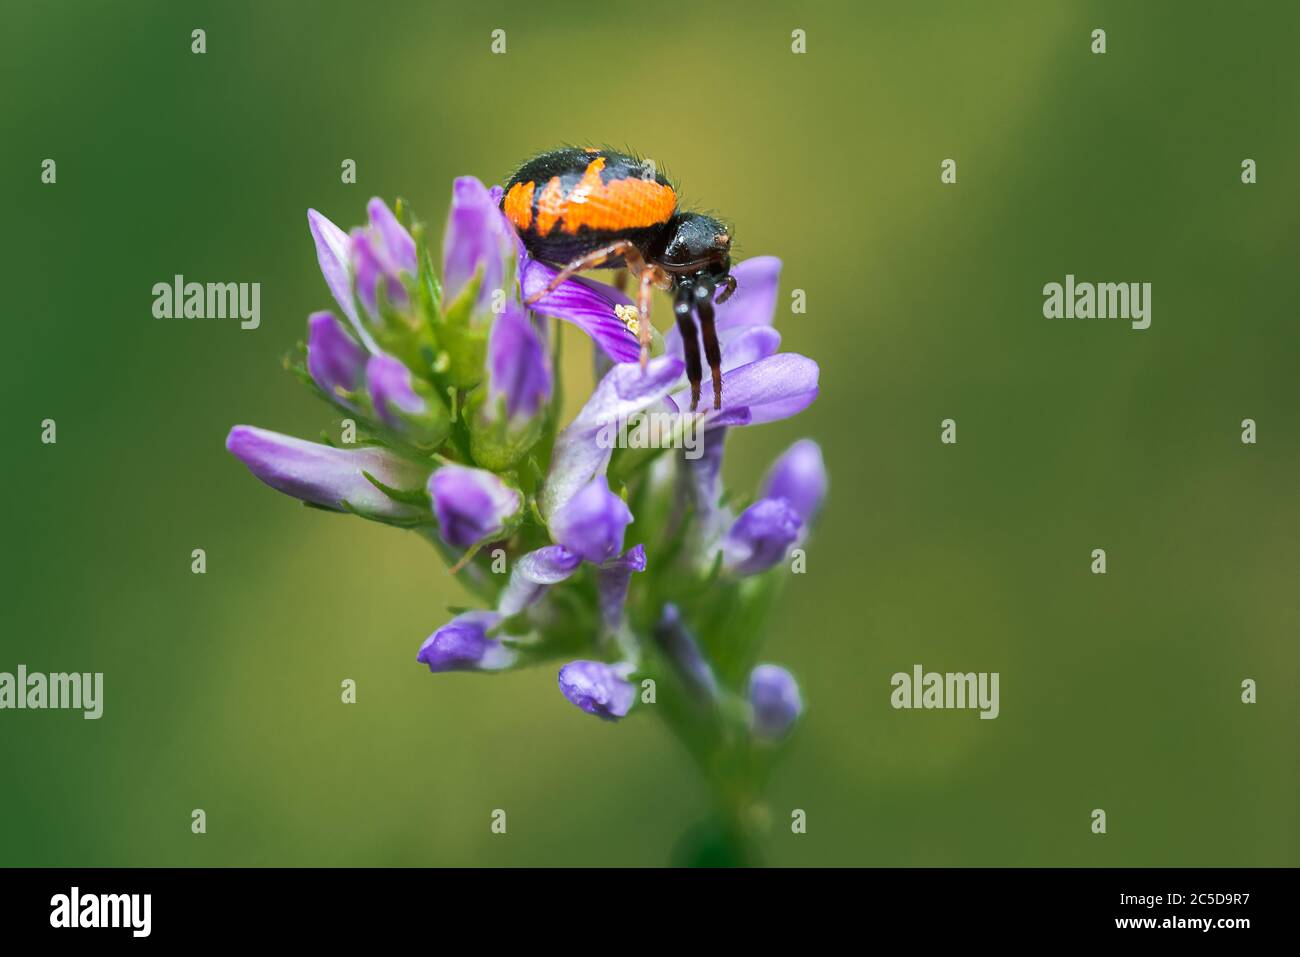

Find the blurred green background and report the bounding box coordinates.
[3,0,1297,866]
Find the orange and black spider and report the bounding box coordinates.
[500,146,736,410]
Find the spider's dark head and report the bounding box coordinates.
[650,213,733,297]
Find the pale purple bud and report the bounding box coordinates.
[366,353,427,426]
[428,464,522,548]
[347,198,416,316]
[653,604,717,700]
[749,664,802,740]
[308,208,375,352]
[761,439,827,524]
[548,476,633,563]
[351,229,409,314]
[225,426,429,520]
[721,498,803,575]
[307,311,366,405]
[557,660,635,721]
[417,611,514,672]
[366,197,417,275]
[443,176,515,314]
[487,302,551,420]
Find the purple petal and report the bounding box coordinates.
[541,356,686,519]
[428,464,521,548]
[309,209,377,352]
[761,439,827,524]
[521,258,639,363]
[714,256,782,334]
[718,353,818,410]
[557,660,635,721]
[417,611,514,672]
[367,197,417,275]
[594,545,646,630]
[488,301,551,420]
[306,311,366,402]
[443,176,515,310]
[308,209,356,321]
[548,476,633,563]
[663,394,753,426]
[719,325,782,368]
[366,353,427,427]
[721,497,803,575]
[673,353,819,427]
[497,545,583,616]
[665,299,783,365]
[749,663,802,740]
[351,229,408,314]
[226,425,429,519]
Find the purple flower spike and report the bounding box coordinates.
[557,660,635,721]
[761,439,827,524]
[749,664,802,740]
[721,497,803,575]
[594,544,646,630]
[226,425,430,520]
[497,545,583,616]
[488,302,551,420]
[366,353,427,426]
[428,464,522,548]
[308,209,377,353]
[521,258,639,363]
[307,311,367,406]
[653,604,717,700]
[417,611,514,673]
[548,476,633,563]
[443,176,516,315]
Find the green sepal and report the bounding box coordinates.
[437,271,487,389]
[360,469,432,509]
[337,498,430,529]
[465,388,544,472]
[382,378,453,451]
[393,198,443,322]
[440,269,483,327]
[411,219,443,322]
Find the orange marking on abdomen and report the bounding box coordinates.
[534,176,566,235]
[560,161,676,234]
[528,157,677,237]
[503,181,535,230]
